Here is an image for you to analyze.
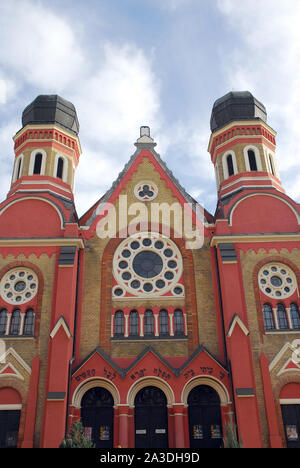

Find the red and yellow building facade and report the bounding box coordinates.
[0,92,300,448]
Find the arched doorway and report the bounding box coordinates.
[0,387,22,448]
[188,385,223,448]
[81,387,114,448]
[280,382,300,449]
[135,386,168,448]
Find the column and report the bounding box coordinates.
[173,404,188,448]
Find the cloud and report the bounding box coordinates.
[0,0,84,92]
[216,0,300,202]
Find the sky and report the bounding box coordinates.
[0,0,300,218]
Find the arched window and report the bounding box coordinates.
[174,309,184,335]
[290,304,300,330]
[33,153,43,175]
[159,310,169,336]
[10,309,21,335]
[0,309,7,335]
[56,157,64,179]
[144,310,154,336]
[129,310,139,336]
[226,154,234,177]
[16,157,22,180]
[277,304,288,330]
[248,150,258,171]
[269,155,275,176]
[114,310,124,336]
[23,309,35,336]
[263,304,275,331]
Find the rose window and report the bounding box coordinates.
[258,263,297,299]
[134,181,158,202]
[113,233,184,297]
[0,268,38,305]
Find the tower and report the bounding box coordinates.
[9,95,81,202]
[208,91,283,207]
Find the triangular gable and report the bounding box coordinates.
[227,314,250,338]
[0,347,31,377]
[50,316,72,339]
[79,141,213,237]
[269,342,296,373]
[0,363,24,381]
[277,358,300,377]
[72,345,228,382]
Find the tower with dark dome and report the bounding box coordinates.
[10,94,81,201]
[208,91,283,205]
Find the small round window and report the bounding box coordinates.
[0,268,38,305]
[134,181,158,202]
[258,263,297,299]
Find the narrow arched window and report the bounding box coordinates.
[248,150,257,171]
[114,310,124,336]
[277,304,288,330]
[263,304,275,331]
[159,310,169,336]
[174,309,184,335]
[33,153,43,175]
[269,155,275,176]
[144,310,154,336]
[0,309,7,335]
[23,309,35,336]
[56,157,64,179]
[290,304,300,330]
[226,154,234,176]
[10,309,21,335]
[16,158,22,180]
[129,310,139,336]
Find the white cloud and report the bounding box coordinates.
[0,0,84,91]
[71,42,160,146]
[217,0,300,200]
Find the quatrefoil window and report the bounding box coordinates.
[134,181,158,201]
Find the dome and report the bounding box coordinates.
[210,91,267,132]
[22,95,79,135]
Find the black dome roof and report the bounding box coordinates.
[22,95,79,135]
[210,91,267,132]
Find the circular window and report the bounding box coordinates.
[0,268,38,305]
[134,181,158,202]
[258,263,297,299]
[113,232,184,297]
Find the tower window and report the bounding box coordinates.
[0,309,7,335]
[248,150,257,171]
[10,309,21,335]
[144,309,154,336]
[16,158,22,180]
[159,310,169,336]
[277,304,288,330]
[23,309,35,336]
[129,310,139,336]
[226,154,234,176]
[56,157,64,179]
[174,309,184,335]
[290,304,300,330]
[33,153,43,175]
[269,155,275,176]
[114,310,124,336]
[263,304,275,331]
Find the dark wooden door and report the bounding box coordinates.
[0,410,20,448]
[135,386,168,448]
[188,385,223,448]
[281,404,300,448]
[81,387,114,448]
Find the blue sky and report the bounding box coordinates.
[0,0,300,217]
